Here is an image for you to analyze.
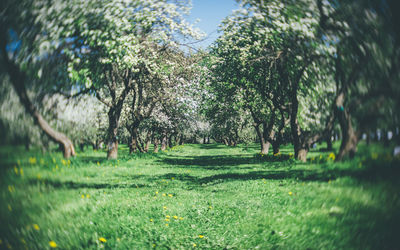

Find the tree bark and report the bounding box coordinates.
[0,39,76,158]
[254,124,270,154]
[161,132,168,151]
[154,138,160,153]
[336,107,359,161]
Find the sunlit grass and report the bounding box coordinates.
[0,143,399,249]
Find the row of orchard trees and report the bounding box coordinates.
[202,0,400,162]
[0,0,204,159]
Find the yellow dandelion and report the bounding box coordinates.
[14,166,19,175]
[150,219,153,222]
[67,160,71,165]
[199,235,204,238]
[49,241,57,248]
[20,168,24,176]
[163,206,167,210]
[328,153,336,161]
[162,193,166,197]
[81,194,85,199]
[171,177,175,180]
[288,192,293,195]
[33,224,40,230]
[168,194,173,197]
[165,218,170,222]
[97,162,100,166]
[208,206,212,209]
[117,238,121,242]
[29,157,37,164]
[179,217,184,220]
[166,215,170,218]
[193,243,197,247]
[99,237,107,243]
[173,216,178,220]
[165,224,169,226]
[61,159,66,165]
[155,191,159,194]
[86,194,90,198]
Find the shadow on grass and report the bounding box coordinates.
[27,178,147,189]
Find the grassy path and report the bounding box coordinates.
[0,143,399,249]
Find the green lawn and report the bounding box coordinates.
[0,143,399,249]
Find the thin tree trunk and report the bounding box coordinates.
[161,132,168,151]
[336,108,359,161]
[154,138,160,153]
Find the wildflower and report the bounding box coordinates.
[86,194,90,198]
[99,237,107,243]
[14,166,18,175]
[117,238,121,242]
[61,159,66,165]
[328,153,335,161]
[29,157,37,164]
[311,157,315,161]
[67,160,71,165]
[165,218,170,222]
[163,206,167,210]
[288,192,293,195]
[8,185,14,193]
[97,162,100,166]
[208,206,212,209]
[165,224,169,226]
[81,195,85,199]
[49,241,57,248]
[166,215,170,218]
[162,193,166,197]
[150,219,153,222]
[199,235,204,238]
[273,152,281,157]
[171,177,175,180]
[33,224,40,230]
[155,191,159,194]
[20,168,23,176]
[173,216,178,220]
[152,244,156,247]
[168,194,173,197]
[193,243,197,247]
[179,217,184,220]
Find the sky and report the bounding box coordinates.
[186,0,240,50]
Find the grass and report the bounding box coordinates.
[0,142,400,249]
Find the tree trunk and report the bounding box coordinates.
[272,141,280,155]
[326,135,333,151]
[154,138,160,153]
[1,33,76,158]
[336,107,358,161]
[297,148,308,162]
[106,109,120,159]
[254,124,270,154]
[161,132,168,151]
[129,133,138,154]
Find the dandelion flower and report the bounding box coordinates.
[179,217,184,220]
[162,193,166,197]
[328,153,336,161]
[166,215,170,218]
[81,195,85,199]
[193,243,197,247]
[150,219,153,222]
[165,218,170,222]
[288,192,293,195]
[163,206,167,210]
[173,216,178,219]
[33,224,40,230]
[14,166,18,175]
[165,224,169,226]
[199,235,204,238]
[86,194,90,198]
[168,194,173,197]
[20,168,24,176]
[99,237,107,243]
[49,241,57,248]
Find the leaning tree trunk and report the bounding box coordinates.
[1,42,75,158]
